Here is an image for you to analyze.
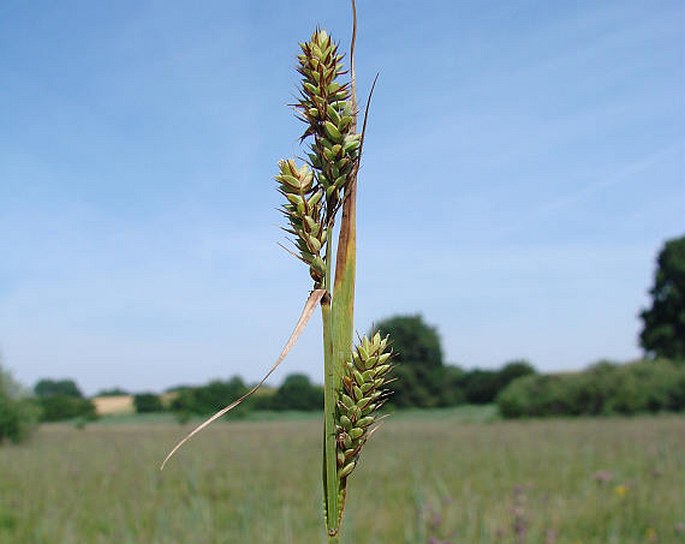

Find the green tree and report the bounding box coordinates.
[433,366,466,407]
[0,362,39,444]
[386,365,434,408]
[456,362,535,406]
[33,378,94,422]
[133,393,163,413]
[373,315,443,369]
[497,359,685,418]
[373,315,447,407]
[34,379,83,399]
[171,377,248,416]
[640,234,685,361]
[498,360,536,385]
[96,387,129,397]
[270,374,323,411]
[462,369,500,404]
[38,396,96,422]
[372,314,468,408]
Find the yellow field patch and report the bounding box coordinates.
[92,395,134,416]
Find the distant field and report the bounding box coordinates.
[0,411,683,543]
[92,395,135,416]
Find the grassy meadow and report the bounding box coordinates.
[0,410,683,543]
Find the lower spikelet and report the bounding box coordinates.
[275,159,327,286]
[335,333,393,490]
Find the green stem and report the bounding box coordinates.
[322,239,340,538]
[326,6,359,535]
[323,5,359,538]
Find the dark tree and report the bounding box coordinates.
[133,393,163,413]
[640,235,685,361]
[458,361,535,405]
[171,377,248,415]
[373,315,443,369]
[389,365,435,408]
[1,362,39,443]
[497,359,685,418]
[462,369,500,404]
[432,366,466,407]
[34,379,83,399]
[498,360,536,384]
[38,395,96,422]
[372,314,459,407]
[96,388,129,397]
[271,373,323,411]
[32,378,94,422]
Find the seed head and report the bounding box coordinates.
[275,159,327,286]
[335,332,393,488]
[295,30,360,221]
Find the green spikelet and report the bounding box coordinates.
[275,159,327,287]
[295,30,360,220]
[277,30,360,291]
[335,333,393,491]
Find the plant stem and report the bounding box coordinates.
[326,4,359,537]
[322,238,340,537]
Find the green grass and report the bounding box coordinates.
[0,413,683,543]
[392,404,500,423]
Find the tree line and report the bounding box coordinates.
[1,234,683,441]
[498,359,685,418]
[372,314,537,407]
[23,373,327,423]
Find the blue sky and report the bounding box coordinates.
[1,0,683,395]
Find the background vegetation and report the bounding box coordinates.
[498,359,685,418]
[2,234,678,426]
[1,234,683,542]
[32,379,96,423]
[0,412,682,543]
[639,234,685,361]
[0,362,39,444]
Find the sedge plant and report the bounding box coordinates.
[276,5,393,539]
[162,3,391,541]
